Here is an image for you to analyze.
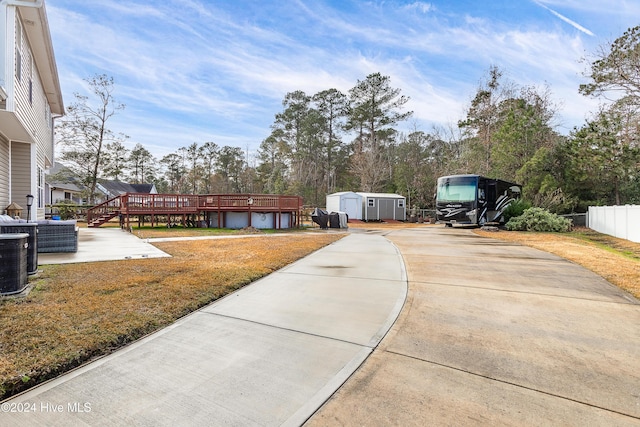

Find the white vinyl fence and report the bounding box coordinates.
[588,205,640,243]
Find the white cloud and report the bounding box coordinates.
[46,0,637,158]
[534,1,595,36]
[403,2,434,14]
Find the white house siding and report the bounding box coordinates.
[13,14,32,135]
[10,9,55,219]
[10,141,30,217]
[0,135,9,213]
[1,2,62,220]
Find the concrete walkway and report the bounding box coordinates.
[2,232,407,426]
[38,227,171,264]
[306,227,640,426]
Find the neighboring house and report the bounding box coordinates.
[0,0,63,220]
[49,181,85,205]
[45,164,157,205]
[95,180,158,202]
[45,163,86,205]
[326,192,406,221]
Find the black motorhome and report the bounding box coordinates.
[435,174,521,227]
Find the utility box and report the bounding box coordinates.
[1,223,38,274]
[0,233,28,295]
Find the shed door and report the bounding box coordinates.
[342,197,360,220]
[379,199,395,219]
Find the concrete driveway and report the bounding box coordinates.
[306,227,640,426]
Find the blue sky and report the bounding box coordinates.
[46,0,640,160]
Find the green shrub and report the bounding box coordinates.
[502,198,531,223]
[53,200,78,220]
[505,207,572,232]
[532,187,577,214]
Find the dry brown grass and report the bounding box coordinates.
[0,233,342,400]
[474,227,640,299]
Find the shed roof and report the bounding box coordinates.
[357,192,405,199]
[327,191,360,197]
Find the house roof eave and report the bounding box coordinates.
[18,2,64,115]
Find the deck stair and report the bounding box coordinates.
[88,211,119,227]
[87,195,122,228]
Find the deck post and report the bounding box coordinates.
[217,195,222,228]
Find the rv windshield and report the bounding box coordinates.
[437,177,478,203]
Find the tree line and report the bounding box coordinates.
[55,26,640,212]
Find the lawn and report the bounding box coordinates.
[0,232,343,400]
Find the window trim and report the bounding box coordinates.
[15,47,22,82]
[37,167,44,208]
[16,19,22,82]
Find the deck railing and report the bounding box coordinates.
[88,193,304,225]
[87,196,121,224]
[198,194,302,210]
[121,194,200,213]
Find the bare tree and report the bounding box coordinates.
[56,74,125,203]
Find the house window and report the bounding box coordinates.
[64,192,71,200]
[37,167,44,208]
[15,20,22,82]
[367,198,375,208]
[15,48,21,82]
[398,199,405,208]
[46,104,51,128]
[28,54,33,104]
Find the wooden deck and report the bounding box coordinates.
[87,193,304,229]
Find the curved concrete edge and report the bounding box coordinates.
[366,238,408,347]
[288,235,409,425]
[282,347,372,427]
[1,232,409,426]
